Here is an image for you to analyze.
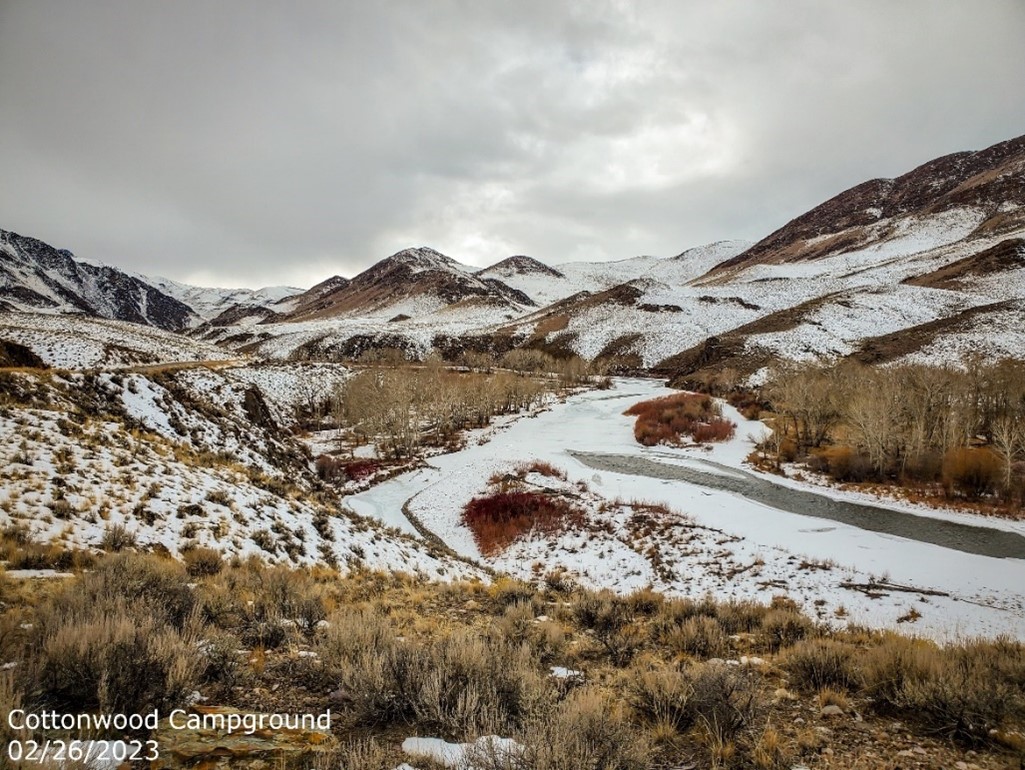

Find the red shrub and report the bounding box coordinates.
[343,460,380,481]
[625,392,736,446]
[316,456,380,482]
[461,492,584,555]
[692,418,736,443]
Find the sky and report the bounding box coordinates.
[1,2,1023,290]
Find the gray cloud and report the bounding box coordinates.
[1,1,1023,288]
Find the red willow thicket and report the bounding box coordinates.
[624,392,736,447]
[461,491,584,556]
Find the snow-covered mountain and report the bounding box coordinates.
[4,133,1025,376]
[0,229,197,331]
[281,247,534,323]
[139,274,303,323]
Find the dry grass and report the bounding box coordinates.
[783,637,858,691]
[1,550,1023,766]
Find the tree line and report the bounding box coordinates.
[330,355,605,459]
[762,358,1025,503]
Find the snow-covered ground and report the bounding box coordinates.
[349,378,1025,641]
[0,367,480,581]
[0,312,237,369]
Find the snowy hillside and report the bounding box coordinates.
[4,134,1025,377]
[139,274,303,322]
[0,229,196,330]
[0,312,238,369]
[0,363,481,578]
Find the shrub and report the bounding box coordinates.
[343,460,379,481]
[488,577,540,610]
[51,553,196,630]
[50,499,77,520]
[819,446,875,483]
[783,638,858,691]
[205,566,327,641]
[100,523,137,552]
[516,460,566,480]
[861,636,1025,742]
[314,454,344,481]
[692,417,737,443]
[574,590,632,640]
[1,670,27,747]
[494,600,536,646]
[624,586,664,616]
[317,607,397,719]
[624,392,735,446]
[761,608,813,651]
[462,492,584,555]
[33,610,200,716]
[408,633,550,735]
[666,616,729,659]
[6,541,72,571]
[198,630,244,688]
[319,609,551,735]
[573,589,641,665]
[623,658,693,730]
[716,600,769,634]
[727,390,764,421]
[497,687,652,770]
[687,661,764,752]
[205,489,232,506]
[942,447,1003,499]
[183,546,223,576]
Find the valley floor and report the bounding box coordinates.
[350,378,1025,640]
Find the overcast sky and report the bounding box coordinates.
[1,2,1023,289]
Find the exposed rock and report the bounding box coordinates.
[242,386,276,430]
[151,706,336,770]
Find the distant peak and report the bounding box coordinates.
[388,246,458,266]
[480,255,565,279]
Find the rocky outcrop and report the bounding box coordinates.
[150,705,336,770]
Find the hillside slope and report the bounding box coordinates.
[0,229,196,330]
[0,363,480,577]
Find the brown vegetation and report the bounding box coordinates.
[331,361,571,459]
[0,549,1022,768]
[761,358,1025,511]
